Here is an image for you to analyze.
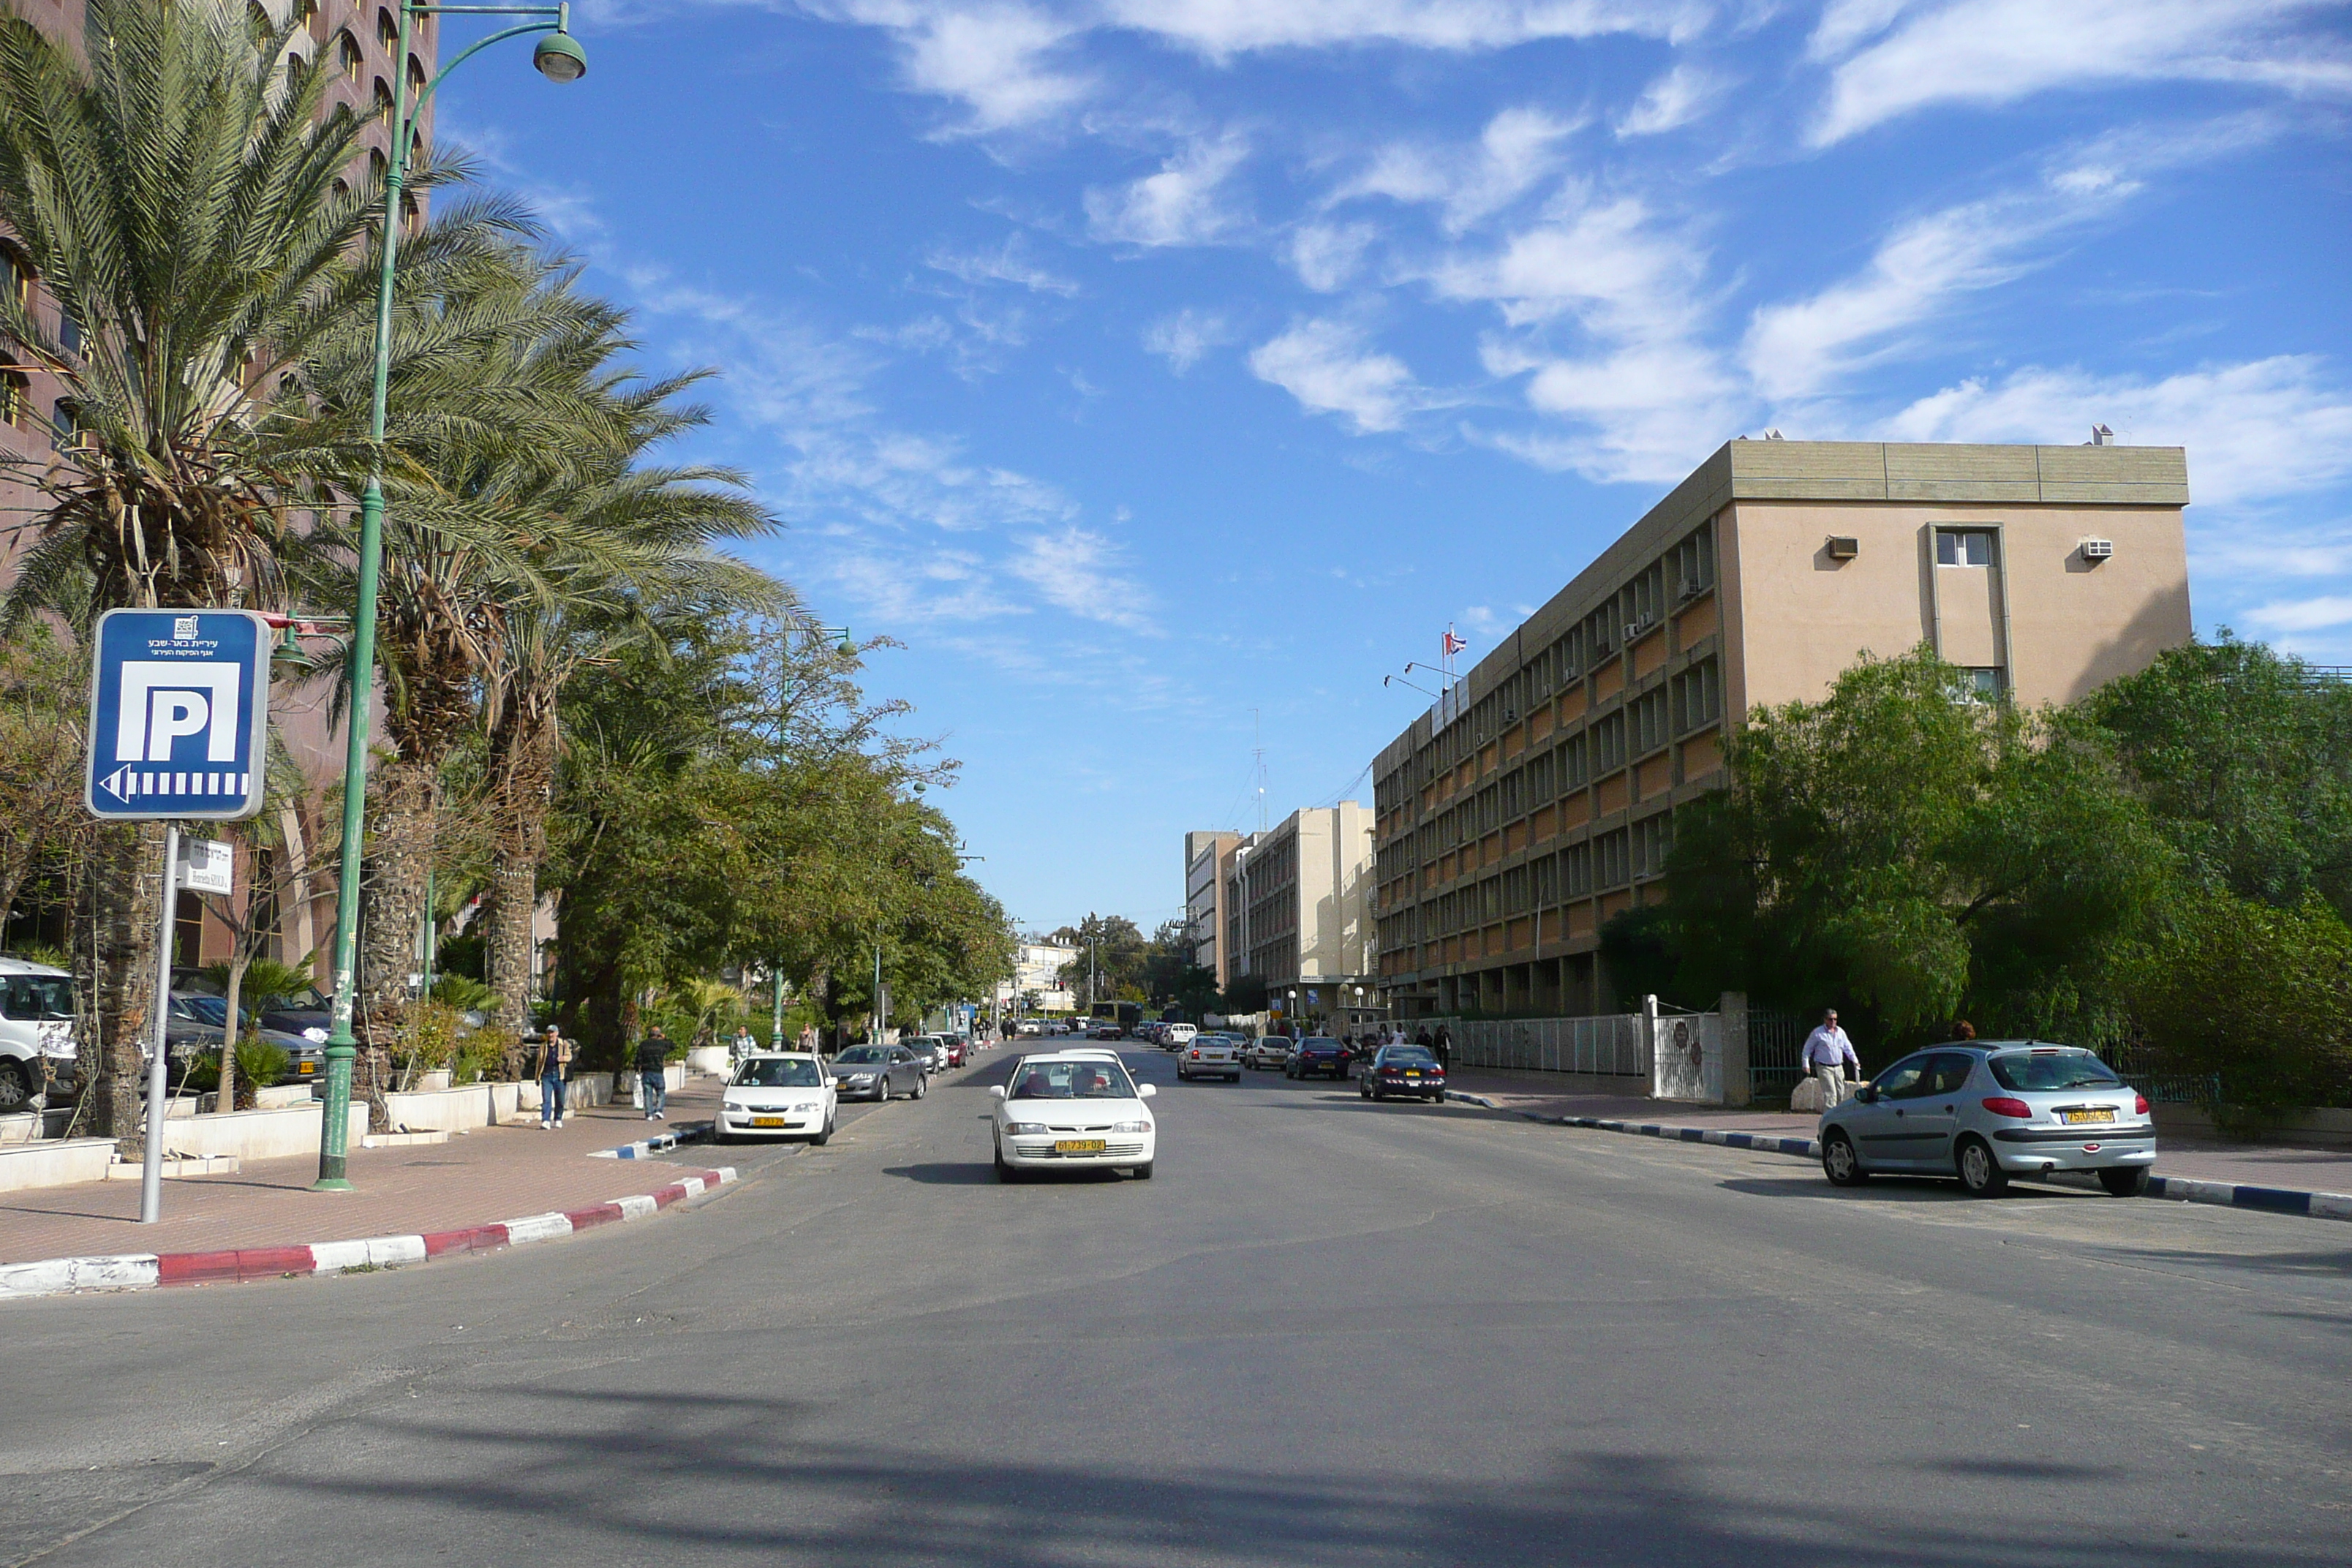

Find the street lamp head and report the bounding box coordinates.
[532,31,588,83]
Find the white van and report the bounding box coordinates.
[0,957,77,1113]
[1164,1022,1197,1047]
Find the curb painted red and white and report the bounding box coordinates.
[0,1166,737,1302]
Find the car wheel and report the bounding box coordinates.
[913,1074,927,1099]
[0,1059,30,1115]
[713,1127,732,1146]
[995,1147,1022,1183]
[1359,1079,1371,1098]
[1131,1161,1153,1180]
[1956,1136,2009,1196]
[812,1115,833,1147]
[2099,1166,2150,1197]
[1821,1130,1868,1186]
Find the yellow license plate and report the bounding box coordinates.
[298,1063,315,1074]
[1406,1071,1422,1077]
[1054,1139,1106,1156]
[2060,1108,2115,1125]
[753,1115,787,1128]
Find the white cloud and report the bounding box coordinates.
[814,1,1093,134]
[1085,132,1251,246]
[1332,106,1581,235]
[2243,594,2352,634]
[1248,317,1422,433]
[1286,221,1377,290]
[1807,0,2352,147]
[925,235,1081,294]
[1142,306,1234,372]
[1101,0,1706,57]
[1006,525,1159,630]
[1885,356,2352,507]
[1616,62,1730,137]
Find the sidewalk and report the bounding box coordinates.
[1441,1066,2352,1195]
[0,1075,726,1267]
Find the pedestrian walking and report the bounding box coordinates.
[799,1022,819,1054]
[1803,1009,1861,1107]
[1433,1023,1452,1071]
[538,1025,573,1130]
[638,1025,674,1121]
[1414,1025,1433,1050]
[731,1024,755,1060]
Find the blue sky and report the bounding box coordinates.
[434,0,2352,935]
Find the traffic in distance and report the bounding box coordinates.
[711,1014,2164,1202]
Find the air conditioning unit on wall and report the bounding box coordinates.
[1825,536,1860,559]
[2081,538,2114,561]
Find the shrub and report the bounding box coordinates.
[2132,893,2352,1117]
[233,1035,290,1099]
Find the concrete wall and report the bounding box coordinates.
[0,1138,118,1194]
[157,1101,371,1161]
[382,1081,524,1134]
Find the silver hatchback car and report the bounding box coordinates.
[1819,1041,2155,1197]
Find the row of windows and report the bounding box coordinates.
[1395,662,1718,870]
[1392,814,1676,945]
[1403,521,1718,780]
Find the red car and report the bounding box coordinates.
[946,1037,968,1068]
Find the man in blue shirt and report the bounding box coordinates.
[1802,1009,1861,1108]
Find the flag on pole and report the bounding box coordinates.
[1442,629,1467,657]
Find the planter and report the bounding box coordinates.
[685,1046,731,1077]
[158,1101,371,1163]
[412,1069,453,1092]
[0,1137,118,1194]
[514,1072,614,1112]
[381,1081,524,1134]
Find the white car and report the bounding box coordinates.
[990,1052,1158,1181]
[1176,1036,1242,1082]
[1164,1022,1197,1048]
[716,1052,837,1144]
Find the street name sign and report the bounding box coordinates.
[84,609,271,822]
[178,838,235,894]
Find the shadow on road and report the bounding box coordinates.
[214,1385,2325,1568]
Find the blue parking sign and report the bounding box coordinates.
[84,609,272,821]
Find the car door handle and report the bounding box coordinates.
[1893,1109,1905,1117]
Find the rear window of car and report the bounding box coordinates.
[1382,1048,1438,1067]
[1989,1051,2123,1093]
[833,1047,886,1064]
[1302,1037,1339,1049]
[733,1058,823,1088]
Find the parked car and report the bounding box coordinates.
[1014,1019,1044,1038]
[1284,1036,1352,1080]
[828,1043,927,1101]
[944,1036,968,1068]
[990,1051,1158,1182]
[1818,1042,2156,1196]
[1243,1036,1292,1071]
[170,993,324,1083]
[1176,1036,1241,1082]
[715,1052,837,1145]
[1359,1044,1446,1102]
[0,957,77,1113]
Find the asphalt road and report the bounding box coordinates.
[4,1044,2348,1567]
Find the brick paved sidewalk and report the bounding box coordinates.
[0,1077,728,1265]
[1442,1066,2352,1195]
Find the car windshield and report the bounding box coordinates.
[181,995,249,1027]
[0,975,74,1021]
[1010,1060,1138,1100]
[1989,1051,2123,1092]
[833,1047,887,1065]
[733,1058,823,1088]
[1382,1048,1438,1067]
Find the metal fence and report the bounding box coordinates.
[1746,1008,1812,1094]
[1425,1014,1648,1077]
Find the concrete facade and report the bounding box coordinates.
[992,942,1081,1014]
[1183,831,1243,987]
[1222,805,1375,1024]
[1370,438,2193,1020]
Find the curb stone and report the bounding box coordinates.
[1496,1108,2352,1226]
[0,1166,738,1302]
[589,1123,713,1159]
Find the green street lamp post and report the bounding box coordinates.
[316,3,587,1191]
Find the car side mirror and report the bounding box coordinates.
[990,1085,1006,1100]
[1853,1085,1877,1104]
[1138,1083,1157,1099]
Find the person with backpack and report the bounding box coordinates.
[638,1025,675,1121]
[538,1025,573,1130]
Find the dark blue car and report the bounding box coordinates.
[1283,1036,1352,1080]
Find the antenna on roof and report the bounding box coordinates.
[2087,423,2115,446]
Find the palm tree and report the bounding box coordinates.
[0,0,540,1142]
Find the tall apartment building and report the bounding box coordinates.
[1,0,438,975]
[1221,804,1376,1025]
[1371,438,2193,1020]
[993,941,1082,1014]
[1183,830,1243,986]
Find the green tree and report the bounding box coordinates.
[2132,894,2352,1116]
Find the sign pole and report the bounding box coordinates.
[139,822,180,1224]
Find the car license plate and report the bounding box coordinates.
[2060,1108,2116,1125]
[1055,1139,1105,1156]
[1406,1071,1421,1078]
[298,1062,314,1074]
[753,1115,787,1128]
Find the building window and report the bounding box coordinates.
[377,7,398,49]
[1557,732,1588,791]
[1956,667,2005,702]
[1,244,31,311]
[1674,522,1716,600]
[1671,657,1721,734]
[1593,710,1627,773]
[53,398,90,451]
[1632,813,1673,880]
[407,54,428,99]
[0,372,27,428]
[1937,529,1997,567]
[56,312,80,358]
[1631,688,1670,757]
[1596,829,1630,889]
[336,29,363,81]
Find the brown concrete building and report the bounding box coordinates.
[1369,437,2194,1020]
[1183,830,1243,987]
[1,0,440,976]
[1223,804,1377,1027]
